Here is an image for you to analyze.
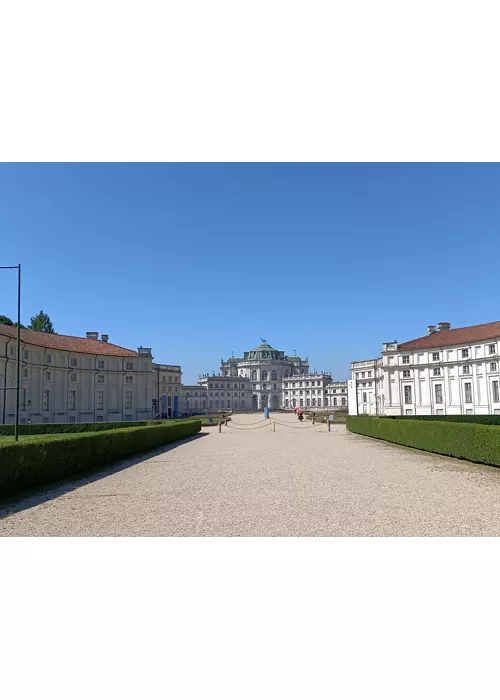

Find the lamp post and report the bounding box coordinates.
[0,264,21,441]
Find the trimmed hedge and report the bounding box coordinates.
[0,421,201,499]
[0,419,166,436]
[385,415,500,426]
[346,416,500,467]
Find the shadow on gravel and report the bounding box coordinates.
[0,433,209,520]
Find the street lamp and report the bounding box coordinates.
[0,264,21,441]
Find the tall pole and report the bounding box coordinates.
[15,264,21,442]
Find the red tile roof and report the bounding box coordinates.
[399,321,500,351]
[0,324,137,357]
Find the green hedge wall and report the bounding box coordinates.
[0,421,201,499]
[385,415,500,426]
[0,419,166,436]
[347,416,500,467]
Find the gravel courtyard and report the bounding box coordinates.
[2,413,500,536]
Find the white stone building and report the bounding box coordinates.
[282,373,332,409]
[0,325,154,424]
[180,384,208,415]
[218,341,310,410]
[325,381,348,410]
[198,375,251,412]
[349,321,500,416]
[153,364,182,418]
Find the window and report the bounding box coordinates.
[126,362,133,370]
[261,371,268,381]
[436,409,444,415]
[461,349,469,358]
[435,384,443,403]
[125,391,133,410]
[462,365,470,374]
[209,383,213,389]
[466,409,473,415]
[368,371,372,377]
[98,360,105,369]
[23,350,28,360]
[490,363,497,372]
[96,415,104,422]
[9,345,14,356]
[361,372,365,378]
[70,358,77,366]
[403,370,410,378]
[174,377,178,382]
[333,398,337,406]
[96,390,104,410]
[433,368,441,376]
[493,381,500,403]
[97,375,104,383]
[70,373,76,382]
[318,398,322,407]
[404,386,412,404]
[46,354,52,363]
[251,370,257,381]
[464,382,472,403]
[43,389,50,411]
[234,384,237,389]
[402,356,410,364]
[23,369,28,378]
[68,416,76,423]
[362,392,367,403]
[125,376,133,384]
[69,390,76,410]
[21,389,26,411]
[341,398,346,406]
[489,344,496,355]
[125,414,133,421]
[271,370,277,381]
[432,352,439,361]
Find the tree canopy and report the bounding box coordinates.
[28,311,55,334]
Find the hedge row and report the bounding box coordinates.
[346,416,500,467]
[0,419,166,436]
[385,415,500,426]
[0,421,201,499]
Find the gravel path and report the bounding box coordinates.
[2,413,500,536]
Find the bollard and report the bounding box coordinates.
[273,422,276,432]
[328,420,331,432]
[218,422,222,433]
[312,414,315,425]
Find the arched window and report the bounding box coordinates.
[251,370,257,381]
[262,370,268,381]
[333,397,337,406]
[342,397,346,406]
[271,370,277,381]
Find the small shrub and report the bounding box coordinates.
[0,421,201,499]
[347,416,500,467]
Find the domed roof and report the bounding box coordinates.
[244,340,284,361]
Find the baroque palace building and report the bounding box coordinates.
[0,324,180,424]
[199,340,347,411]
[349,320,500,416]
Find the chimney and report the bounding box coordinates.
[427,325,436,335]
[86,331,99,340]
[437,322,451,331]
[101,334,109,343]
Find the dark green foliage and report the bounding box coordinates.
[0,315,14,326]
[28,310,55,333]
[0,420,168,436]
[0,421,201,498]
[385,414,500,426]
[347,416,500,467]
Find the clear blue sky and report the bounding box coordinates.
[1,163,499,383]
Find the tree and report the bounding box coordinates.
[28,311,55,333]
[0,315,14,326]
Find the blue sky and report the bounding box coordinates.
[1,163,499,383]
